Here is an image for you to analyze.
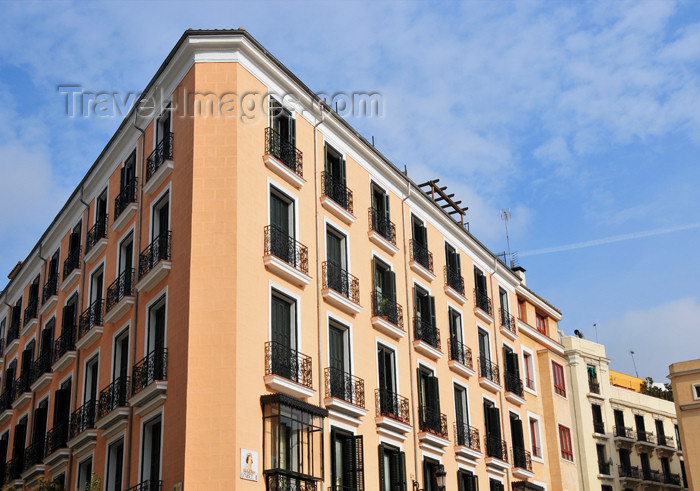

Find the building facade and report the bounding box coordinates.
[668,359,700,491]
[562,335,687,491]
[0,30,580,490]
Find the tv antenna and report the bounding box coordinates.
[593,323,598,343]
[500,209,512,266]
[630,350,639,378]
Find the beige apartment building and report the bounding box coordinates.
[0,29,581,490]
[562,335,687,491]
[668,359,700,491]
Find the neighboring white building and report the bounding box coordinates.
[561,334,687,491]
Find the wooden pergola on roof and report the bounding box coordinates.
[417,179,468,227]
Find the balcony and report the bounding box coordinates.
[454,423,481,461]
[77,299,104,350]
[484,434,509,471]
[22,439,46,478]
[324,367,367,425]
[368,208,397,254]
[0,390,12,425]
[643,469,664,484]
[618,465,641,481]
[68,400,97,453]
[7,314,20,355]
[264,342,313,399]
[5,454,23,487]
[136,232,171,293]
[126,480,163,491]
[131,348,168,415]
[370,290,404,339]
[588,379,601,394]
[614,425,635,444]
[598,461,612,477]
[321,262,361,315]
[105,268,135,324]
[43,423,70,467]
[636,429,656,450]
[61,247,81,291]
[418,405,449,450]
[263,127,305,188]
[113,177,138,231]
[593,421,606,435]
[97,376,130,437]
[263,226,311,287]
[504,373,525,405]
[144,132,173,194]
[320,171,354,224]
[40,275,59,315]
[22,298,38,334]
[84,215,108,263]
[375,388,411,438]
[499,308,517,340]
[413,317,441,360]
[657,434,675,448]
[473,289,493,322]
[512,447,534,479]
[478,358,501,393]
[30,350,53,392]
[52,327,76,372]
[409,240,435,281]
[444,265,465,303]
[264,472,316,491]
[663,472,682,487]
[12,373,32,409]
[448,337,474,378]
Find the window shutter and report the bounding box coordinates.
[353,435,365,490]
[429,295,436,328]
[429,375,440,413]
[512,417,525,448]
[383,192,390,220]
[290,117,296,148]
[456,252,461,275]
[398,451,407,491]
[0,437,7,479]
[511,352,520,378]
[378,445,385,490]
[421,224,428,248]
[388,271,396,302]
[340,157,346,186]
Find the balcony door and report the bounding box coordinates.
[379,444,406,491]
[373,259,395,301]
[96,189,107,226]
[330,428,364,490]
[271,293,296,380]
[449,308,462,344]
[69,222,82,257]
[510,413,525,465]
[474,267,487,295]
[326,228,348,293]
[120,151,136,191]
[148,299,166,364]
[270,98,295,147]
[141,416,162,485]
[614,409,625,432]
[484,399,501,440]
[503,346,520,381]
[328,325,348,375]
[418,368,440,417]
[12,417,27,471]
[48,250,59,280]
[478,329,490,363]
[371,183,390,235]
[414,287,435,328]
[635,414,646,436]
[113,330,129,382]
[422,458,440,491]
[270,189,294,263]
[412,216,427,248]
[324,144,346,186]
[21,341,35,379]
[53,379,71,436]
[84,355,99,405]
[445,243,460,274]
[119,233,134,286]
[454,386,469,429]
[90,266,104,306]
[32,399,48,451]
[156,108,171,145]
[4,360,16,395]
[41,321,54,360]
[152,192,169,243]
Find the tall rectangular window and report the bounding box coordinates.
[529,418,541,458]
[523,352,535,390]
[76,456,93,491]
[330,428,364,489]
[517,300,525,320]
[552,361,566,397]
[535,313,547,334]
[141,415,162,485]
[378,443,406,491]
[559,424,573,461]
[106,438,124,491]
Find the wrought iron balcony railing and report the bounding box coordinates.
[23,298,38,327]
[368,208,396,245]
[106,268,135,313]
[63,247,81,280]
[484,434,508,462]
[588,379,601,394]
[618,465,641,479]
[418,405,448,439]
[0,390,12,411]
[68,400,97,440]
[593,421,605,434]
[413,316,440,350]
[31,349,53,384]
[321,171,353,214]
[664,472,682,486]
[264,342,312,388]
[115,176,138,220]
[324,367,365,408]
[132,348,168,396]
[444,265,464,295]
[636,429,655,443]
[126,480,163,491]
[371,290,403,329]
[85,215,108,254]
[53,327,76,364]
[513,446,532,471]
[139,232,171,280]
[44,422,69,458]
[42,274,58,304]
[657,434,675,448]
[455,422,480,451]
[479,358,500,385]
[264,225,309,275]
[4,454,22,483]
[265,471,317,491]
[499,308,516,336]
[598,461,612,475]
[146,132,173,183]
[448,337,473,370]
[12,372,32,402]
[22,439,45,472]
[504,372,524,397]
[375,388,410,425]
[265,127,303,177]
[322,262,359,304]
[98,376,130,419]
[410,240,433,273]
[614,425,635,439]
[78,299,103,340]
[473,288,492,315]
[643,469,663,483]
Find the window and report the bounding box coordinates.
[378,443,406,491]
[517,300,525,320]
[76,456,93,491]
[370,183,392,240]
[0,432,8,484]
[559,424,573,461]
[152,191,170,242]
[489,479,505,491]
[552,362,566,397]
[448,309,467,365]
[270,186,295,242]
[147,296,166,355]
[113,329,130,382]
[119,232,134,276]
[499,287,509,315]
[454,385,469,436]
[529,418,541,458]
[31,399,48,457]
[83,355,99,404]
[325,226,349,293]
[270,291,299,381]
[597,444,609,474]
[414,286,437,347]
[140,415,162,485]
[693,383,700,400]
[372,258,398,324]
[323,144,349,209]
[523,352,535,391]
[675,424,682,451]
[377,345,401,420]
[473,267,490,313]
[483,399,504,459]
[330,428,364,489]
[422,458,441,491]
[444,244,463,293]
[535,313,547,334]
[592,405,604,434]
[411,215,431,270]
[509,412,527,469]
[503,345,521,395]
[95,187,108,227]
[89,265,104,306]
[458,470,477,491]
[106,438,124,491]
[327,321,351,400]
[262,394,325,483]
[269,98,296,161]
[418,367,442,435]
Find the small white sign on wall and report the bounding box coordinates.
[240,448,259,481]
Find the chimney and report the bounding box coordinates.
[512,266,526,285]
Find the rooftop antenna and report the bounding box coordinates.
[500,209,512,266]
[630,350,639,378]
[593,323,598,343]
[371,136,375,146]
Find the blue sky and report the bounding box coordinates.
[1,1,699,382]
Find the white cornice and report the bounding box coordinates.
[518,320,565,356]
[516,284,561,320]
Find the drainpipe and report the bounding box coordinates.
[491,257,509,490]
[312,102,325,412]
[400,183,422,486]
[566,352,586,491]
